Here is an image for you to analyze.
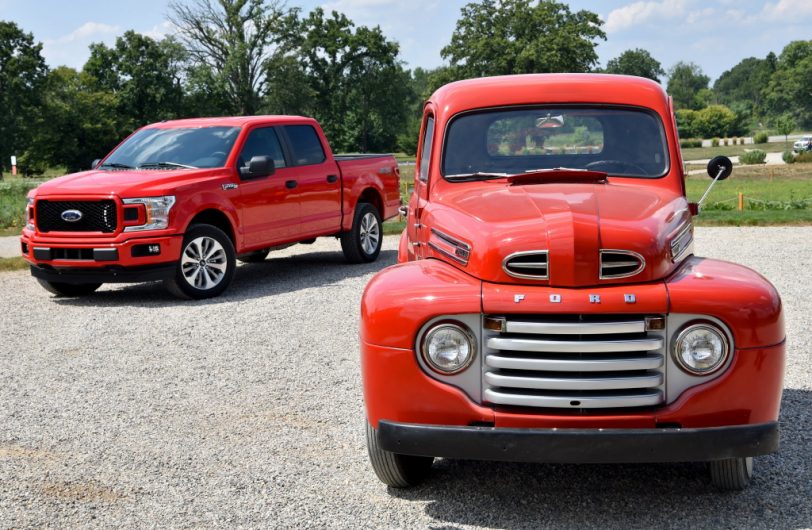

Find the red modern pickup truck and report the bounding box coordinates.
[21,116,400,298]
[361,74,785,490]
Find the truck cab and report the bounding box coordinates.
[361,74,785,490]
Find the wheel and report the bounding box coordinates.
[365,422,433,488]
[165,224,236,299]
[341,203,382,263]
[237,249,269,263]
[36,279,102,297]
[709,457,753,490]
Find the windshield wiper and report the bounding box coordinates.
[138,161,198,170]
[445,171,512,182]
[100,162,135,170]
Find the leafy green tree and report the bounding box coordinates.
[26,67,121,173]
[693,105,737,138]
[84,31,187,129]
[713,55,775,117]
[0,21,48,177]
[282,8,410,152]
[667,61,710,110]
[441,0,606,79]
[774,113,796,146]
[675,109,698,139]
[763,40,812,128]
[604,48,665,82]
[170,0,286,115]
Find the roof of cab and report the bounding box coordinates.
[144,115,316,129]
[429,74,671,120]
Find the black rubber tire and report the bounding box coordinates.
[237,249,270,263]
[164,224,236,300]
[36,279,102,297]
[710,457,753,490]
[365,422,433,488]
[341,202,382,264]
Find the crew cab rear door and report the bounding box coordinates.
[235,126,300,246]
[280,124,341,236]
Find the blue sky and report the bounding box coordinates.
[1,0,810,82]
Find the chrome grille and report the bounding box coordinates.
[599,250,645,279]
[503,251,549,279]
[482,315,665,409]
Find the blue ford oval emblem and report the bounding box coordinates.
[61,209,83,222]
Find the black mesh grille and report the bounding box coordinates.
[36,200,117,233]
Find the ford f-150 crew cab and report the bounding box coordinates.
[361,74,785,490]
[21,116,400,299]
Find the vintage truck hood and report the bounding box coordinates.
[424,181,691,287]
[34,168,229,198]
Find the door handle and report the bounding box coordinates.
[327,174,338,183]
[286,180,297,189]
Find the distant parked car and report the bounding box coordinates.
[794,135,812,153]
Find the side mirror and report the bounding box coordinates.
[693,156,733,214]
[707,156,733,181]
[240,156,275,179]
[91,159,101,169]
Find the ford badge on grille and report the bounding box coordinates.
[61,209,83,222]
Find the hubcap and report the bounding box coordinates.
[181,236,227,290]
[359,212,380,255]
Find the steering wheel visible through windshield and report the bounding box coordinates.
[442,106,669,180]
[102,126,241,170]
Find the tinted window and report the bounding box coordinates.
[104,126,240,169]
[443,107,668,179]
[238,127,286,169]
[418,116,434,182]
[285,125,326,166]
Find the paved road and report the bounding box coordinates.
[1,229,810,528]
[0,235,19,259]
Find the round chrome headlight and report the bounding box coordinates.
[421,323,476,374]
[673,323,730,375]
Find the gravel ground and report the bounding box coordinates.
[1,227,810,529]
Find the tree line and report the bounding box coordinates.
[1,0,810,177]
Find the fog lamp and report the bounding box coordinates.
[673,323,729,375]
[421,323,476,374]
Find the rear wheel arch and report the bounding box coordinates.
[357,188,383,218]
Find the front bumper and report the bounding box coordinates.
[30,262,176,284]
[378,420,779,463]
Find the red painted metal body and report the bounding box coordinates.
[361,75,785,458]
[21,116,400,273]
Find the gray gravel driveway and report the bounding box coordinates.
[1,228,810,528]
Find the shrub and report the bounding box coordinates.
[680,138,702,148]
[739,137,745,145]
[694,105,737,138]
[712,137,719,147]
[754,132,769,144]
[783,150,796,164]
[739,149,767,165]
[795,151,812,164]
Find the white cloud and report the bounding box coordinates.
[42,22,120,68]
[604,0,691,33]
[140,20,177,40]
[760,0,812,19]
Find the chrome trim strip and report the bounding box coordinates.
[670,223,694,263]
[505,320,645,335]
[427,241,468,264]
[484,388,664,409]
[487,336,663,353]
[428,228,471,265]
[502,250,549,280]
[430,228,471,251]
[485,372,663,391]
[599,249,646,280]
[486,354,664,372]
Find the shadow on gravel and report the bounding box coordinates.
[391,388,811,529]
[50,247,398,308]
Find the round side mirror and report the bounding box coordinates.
[707,156,733,181]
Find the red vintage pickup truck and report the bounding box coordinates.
[21,116,400,298]
[361,74,785,490]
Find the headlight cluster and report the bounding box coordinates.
[672,322,729,375]
[122,196,176,232]
[421,322,476,374]
[26,197,35,230]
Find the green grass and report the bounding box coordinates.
[0,179,38,231]
[0,256,27,272]
[680,143,788,161]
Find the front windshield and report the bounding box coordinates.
[103,126,240,169]
[442,107,669,179]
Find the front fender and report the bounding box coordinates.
[176,191,240,243]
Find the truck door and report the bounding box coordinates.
[236,126,299,246]
[409,111,435,259]
[281,124,342,236]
